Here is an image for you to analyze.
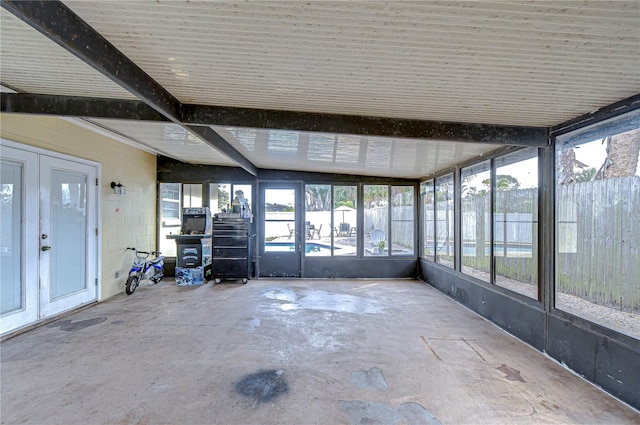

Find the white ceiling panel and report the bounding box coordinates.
[63,0,640,127]
[0,9,136,99]
[1,1,638,178]
[213,126,503,179]
[86,119,238,166]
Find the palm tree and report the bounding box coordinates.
[557,146,577,185]
[216,185,229,208]
[305,185,332,211]
[364,185,388,207]
[595,128,640,179]
[334,186,357,208]
[575,167,597,183]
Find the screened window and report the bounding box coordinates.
[555,112,640,339]
[210,183,253,216]
[159,183,181,256]
[461,161,491,282]
[494,149,538,299]
[333,186,357,256]
[233,185,252,216]
[182,184,202,208]
[391,186,414,256]
[435,174,455,267]
[364,185,388,256]
[305,184,332,256]
[211,183,231,213]
[161,183,180,221]
[421,180,435,260]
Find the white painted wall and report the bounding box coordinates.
[1,114,157,300]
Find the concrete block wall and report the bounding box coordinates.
[0,114,157,300]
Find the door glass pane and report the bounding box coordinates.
[51,171,87,299]
[333,186,357,256]
[364,185,388,256]
[1,161,23,314]
[264,189,296,252]
[391,186,414,255]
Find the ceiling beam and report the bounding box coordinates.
[1,0,182,123]
[1,0,258,176]
[1,93,168,121]
[1,92,548,147]
[186,126,258,176]
[549,93,640,137]
[0,93,259,176]
[182,105,549,146]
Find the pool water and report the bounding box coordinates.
[265,242,338,254]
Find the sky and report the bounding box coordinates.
[573,138,640,176]
[498,158,538,189]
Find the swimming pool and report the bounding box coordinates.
[265,242,339,254]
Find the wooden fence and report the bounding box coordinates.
[364,206,415,252]
[557,176,640,312]
[460,189,538,285]
[367,177,639,312]
[445,178,639,312]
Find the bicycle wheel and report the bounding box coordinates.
[125,275,140,295]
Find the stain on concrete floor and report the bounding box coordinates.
[344,366,439,423]
[339,400,442,425]
[497,364,526,382]
[263,288,382,314]
[236,369,288,402]
[49,317,108,332]
[351,367,388,390]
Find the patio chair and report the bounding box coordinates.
[287,223,295,239]
[311,224,322,239]
[370,228,385,247]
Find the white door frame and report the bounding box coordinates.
[0,139,101,335]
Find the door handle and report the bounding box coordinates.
[41,246,51,251]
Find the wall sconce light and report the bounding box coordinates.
[110,181,126,195]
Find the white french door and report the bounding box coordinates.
[39,156,97,317]
[0,146,39,333]
[0,142,98,335]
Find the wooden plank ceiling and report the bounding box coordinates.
[1,1,638,178]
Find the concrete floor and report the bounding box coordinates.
[1,279,638,425]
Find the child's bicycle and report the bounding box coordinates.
[125,247,165,295]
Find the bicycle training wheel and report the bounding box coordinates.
[125,275,140,295]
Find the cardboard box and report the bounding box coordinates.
[175,266,205,286]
